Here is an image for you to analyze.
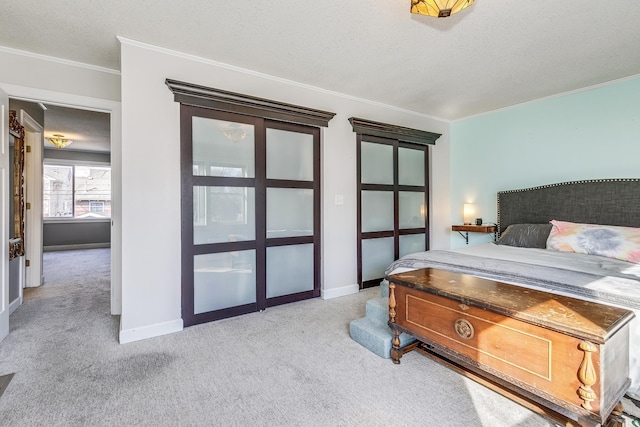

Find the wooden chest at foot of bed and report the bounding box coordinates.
[387,268,635,427]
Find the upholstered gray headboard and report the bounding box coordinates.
[497,179,640,236]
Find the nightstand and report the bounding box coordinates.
[452,224,497,245]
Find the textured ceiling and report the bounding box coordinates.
[43,105,110,152]
[1,0,639,121]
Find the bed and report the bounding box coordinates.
[385,179,640,403]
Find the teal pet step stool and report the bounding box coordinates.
[349,280,416,358]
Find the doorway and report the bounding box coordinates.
[0,84,121,345]
[8,99,116,310]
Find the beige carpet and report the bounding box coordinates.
[0,249,635,426]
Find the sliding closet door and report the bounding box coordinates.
[357,136,429,288]
[264,122,320,306]
[397,144,428,257]
[181,106,320,326]
[182,109,260,325]
[359,137,396,288]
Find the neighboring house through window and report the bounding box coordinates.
[43,164,112,219]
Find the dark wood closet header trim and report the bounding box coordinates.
[348,117,441,145]
[166,79,336,128]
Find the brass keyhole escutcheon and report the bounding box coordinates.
[454,318,474,339]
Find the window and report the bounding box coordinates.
[89,201,105,213]
[43,164,111,219]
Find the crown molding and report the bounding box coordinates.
[0,45,120,75]
[118,37,450,124]
[456,73,640,122]
[166,79,336,127]
[348,117,441,145]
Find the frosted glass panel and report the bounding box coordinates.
[361,191,393,232]
[400,234,426,258]
[266,244,314,298]
[194,250,256,313]
[398,147,425,186]
[362,238,394,282]
[194,187,255,244]
[267,188,313,238]
[266,128,313,181]
[361,141,393,185]
[399,191,425,229]
[192,117,255,178]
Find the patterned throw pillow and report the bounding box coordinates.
[546,220,640,263]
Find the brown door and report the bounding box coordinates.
[181,106,321,326]
[357,135,429,288]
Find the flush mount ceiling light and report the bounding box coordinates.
[411,0,474,18]
[46,134,73,149]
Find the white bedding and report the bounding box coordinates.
[386,244,640,400]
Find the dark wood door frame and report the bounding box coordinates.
[180,107,324,326]
[350,117,440,290]
[356,136,431,289]
[169,80,335,326]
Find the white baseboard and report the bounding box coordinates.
[119,318,183,344]
[9,296,22,315]
[321,283,359,300]
[44,243,110,252]
[25,275,45,288]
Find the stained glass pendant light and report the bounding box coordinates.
[411,0,474,18]
[46,134,73,149]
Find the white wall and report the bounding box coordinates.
[450,75,640,248]
[0,48,120,102]
[118,38,451,342]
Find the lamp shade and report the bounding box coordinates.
[463,203,476,225]
[411,0,474,18]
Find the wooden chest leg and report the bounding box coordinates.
[388,282,402,364]
[390,328,402,364]
[604,401,625,427]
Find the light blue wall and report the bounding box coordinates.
[450,76,640,248]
